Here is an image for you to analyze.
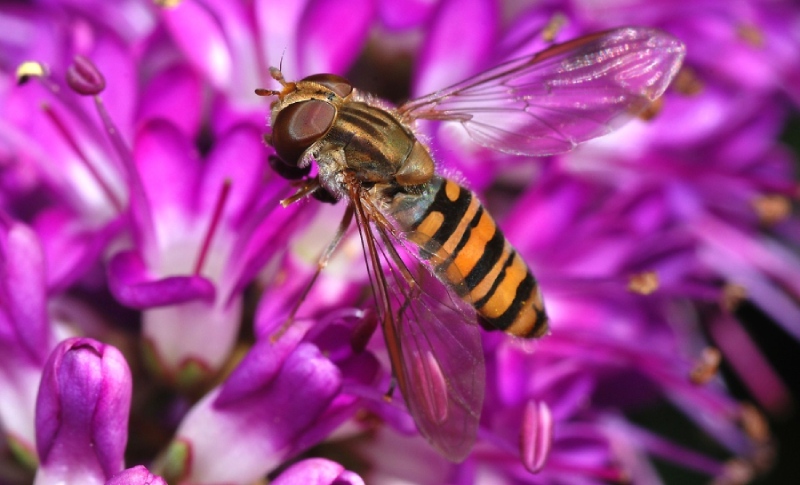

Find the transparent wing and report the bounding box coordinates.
[352,193,484,462]
[398,27,686,156]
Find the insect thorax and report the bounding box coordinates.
[311,100,435,200]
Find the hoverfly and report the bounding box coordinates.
[256,27,685,462]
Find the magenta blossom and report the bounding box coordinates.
[0,218,58,465]
[34,337,132,485]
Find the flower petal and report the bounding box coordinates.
[107,250,216,309]
[297,0,376,75]
[35,338,132,484]
[160,1,232,89]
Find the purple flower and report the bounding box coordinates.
[0,218,57,465]
[35,337,132,485]
[154,328,343,484]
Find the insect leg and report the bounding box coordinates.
[280,177,322,207]
[350,186,411,401]
[270,204,355,341]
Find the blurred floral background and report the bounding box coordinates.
[1,0,799,484]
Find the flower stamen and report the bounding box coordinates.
[721,284,747,312]
[690,347,722,385]
[40,102,125,212]
[15,61,48,85]
[739,403,770,444]
[736,24,765,48]
[194,179,231,276]
[752,195,790,226]
[673,66,704,96]
[541,13,568,43]
[628,271,659,295]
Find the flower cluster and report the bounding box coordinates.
[1,0,798,484]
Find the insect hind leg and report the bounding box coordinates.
[270,204,355,342]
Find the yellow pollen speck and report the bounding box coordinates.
[637,96,664,121]
[16,61,46,84]
[689,347,722,385]
[673,67,704,96]
[542,13,568,42]
[628,271,658,295]
[153,0,182,8]
[721,284,747,312]
[719,459,755,485]
[737,24,765,48]
[274,269,287,286]
[739,403,770,444]
[752,195,790,226]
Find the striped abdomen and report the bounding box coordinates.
[402,177,548,338]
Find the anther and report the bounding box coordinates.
[673,67,704,96]
[739,403,770,444]
[736,24,764,48]
[690,347,722,385]
[66,55,106,95]
[638,96,664,121]
[752,195,790,226]
[542,12,568,43]
[628,271,659,295]
[153,0,182,7]
[16,61,47,85]
[721,284,747,312]
[520,400,554,474]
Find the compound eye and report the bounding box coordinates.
[301,73,353,98]
[272,99,336,166]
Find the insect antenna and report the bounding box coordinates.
[255,64,290,97]
[254,88,280,97]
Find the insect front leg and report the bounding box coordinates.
[310,145,350,201]
[280,177,322,207]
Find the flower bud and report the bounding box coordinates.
[35,338,132,485]
[105,466,167,485]
[272,458,364,485]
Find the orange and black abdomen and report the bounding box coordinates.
[407,178,548,338]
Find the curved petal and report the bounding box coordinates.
[137,63,204,138]
[133,119,200,219]
[297,0,377,75]
[160,1,232,89]
[198,123,269,224]
[107,250,215,309]
[413,0,497,96]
